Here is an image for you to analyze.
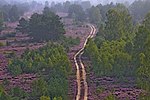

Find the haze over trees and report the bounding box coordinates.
[9,5,19,22]
[129,0,150,22]
[87,6,102,25]
[0,3,29,22]
[68,4,86,22]
[96,3,115,21]
[49,0,91,13]
[0,0,45,23]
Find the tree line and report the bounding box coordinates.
[0,3,30,32]
[47,1,91,13]
[65,0,150,25]
[0,4,29,22]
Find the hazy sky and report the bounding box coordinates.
[8,0,136,5]
[37,0,136,5]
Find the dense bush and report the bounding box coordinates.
[8,43,71,99]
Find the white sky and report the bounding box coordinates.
[42,0,135,5]
[8,0,136,5]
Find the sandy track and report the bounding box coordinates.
[74,24,96,100]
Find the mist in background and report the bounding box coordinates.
[37,0,136,5]
[4,0,136,5]
[92,0,135,5]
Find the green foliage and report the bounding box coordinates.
[68,4,85,22]
[0,4,28,22]
[96,87,105,94]
[63,1,71,12]
[105,94,116,100]
[87,6,102,25]
[0,85,12,100]
[8,43,71,75]
[53,97,62,100]
[8,43,71,99]
[94,35,105,48]
[81,1,91,10]
[133,12,150,93]
[45,1,49,7]
[9,87,29,99]
[143,12,150,32]
[129,0,150,22]
[85,2,150,98]
[28,8,65,41]
[0,85,4,97]
[59,36,80,51]
[9,5,19,22]
[40,96,50,100]
[8,59,23,76]
[0,32,16,39]
[96,3,115,22]
[2,78,9,86]
[0,11,3,32]
[136,36,150,92]
[85,39,101,76]
[133,26,149,67]
[139,93,150,100]
[85,39,132,77]
[105,4,134,41]
[49,1,90,13]
[16,7,65,42]
[134,13,150,57]
[32,78,48,99]
[0,85,29,100]
[47,71,68,99]
[86,4,135,79]
[16,18,29,33]
[0,42,4,47]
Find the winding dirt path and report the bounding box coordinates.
[74,24,96,100]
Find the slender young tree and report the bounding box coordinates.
[0,12,3,32]
[105,4,134,41]
[9,5,19,22]
[16,18,28,33]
